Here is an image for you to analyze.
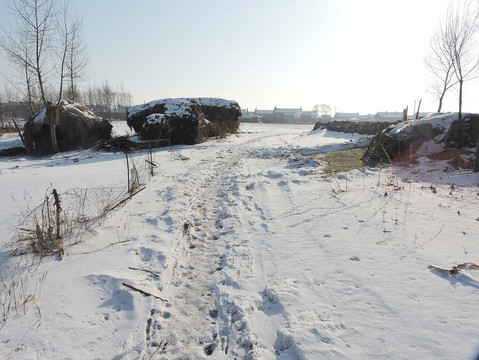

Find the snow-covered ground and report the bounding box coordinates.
[0,122,479,359]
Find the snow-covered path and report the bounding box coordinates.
[1,123,479,359]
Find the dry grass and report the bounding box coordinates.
[0,260,46,329]
[318,147,367,177]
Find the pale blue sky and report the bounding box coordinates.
[1,0,479,114]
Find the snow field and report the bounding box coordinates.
[0,122,478,359]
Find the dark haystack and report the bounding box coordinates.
[192,98,241,137]
[444,114,479,147]
[127,98,203,144]
[362,113,479,166]
[23,100,112,154]
[127,98,241,144]
[313,120,397,135]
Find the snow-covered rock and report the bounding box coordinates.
[23,100,112,153]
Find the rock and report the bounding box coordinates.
[23,100,112,154]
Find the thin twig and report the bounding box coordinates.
[73,239,131,255]
[108,187,146,212]
[144,159,157,167]
[122,283,168,302]
[128,266,160,278]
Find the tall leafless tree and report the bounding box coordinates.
[445,1,479,145]
[425,28,458,112]
[426,0,479,145]
[0,0,58,151]
[0,0,88,153]
[57,1,87,102]
[100,79,115,119]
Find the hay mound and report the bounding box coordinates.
[23,100,112,154]
[192,98,241,137]
[127,98,241,144]
[313,120,396,135]
[362,113,479,166]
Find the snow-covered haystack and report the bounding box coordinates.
[127,98,204,144]
[23,100,112,154]
[191,97,241,137]
[127,98,241,144]
[362,113,479,165]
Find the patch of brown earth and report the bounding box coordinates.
[317,147,366,176]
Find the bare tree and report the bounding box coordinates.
[320,104,332,116]
[59,2,87,102]
[425,28,458,112]
[1,0,89,153]
[100,79,115,119]
[115,82,133,109]
[84,84,96,106]
[444,0,479,145]
[0,0,59,151]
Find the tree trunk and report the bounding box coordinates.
[25,65,35,116]
[437,93,444,113]
[457,79,463,147]
[474,136,479,172]
[416,99,422,119]
[46,103,60,153]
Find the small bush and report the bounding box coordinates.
[18,189,64,258]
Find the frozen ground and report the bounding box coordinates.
[0,122,479,359]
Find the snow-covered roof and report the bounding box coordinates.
[375,111,403,119]
[241,109,256,118]
[274,108,302,116]
[301,111,318,117]
[335,112,360,119]
[254,109,274,115]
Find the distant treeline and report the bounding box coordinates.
[1,81,132,121]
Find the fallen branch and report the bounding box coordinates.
[144,159,157,167]
[428,262,479,275]
[122,282,168,302]
[73,239,131,255]
[128,266,160,277]
[109,187,146,212]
